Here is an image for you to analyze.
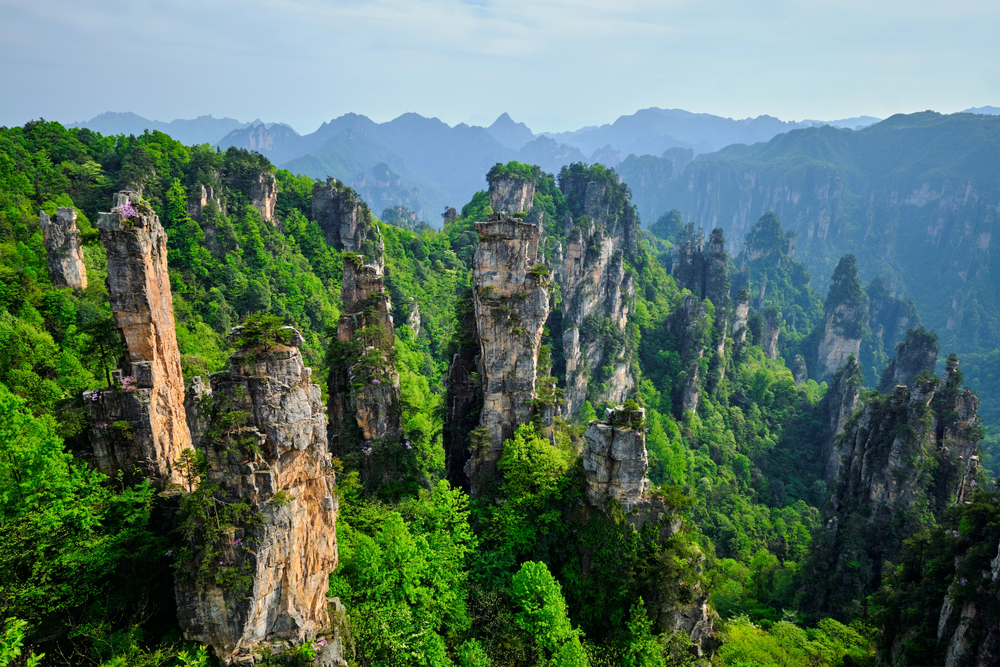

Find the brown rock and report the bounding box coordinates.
[582,406,650,510]
[312,178,384,263]
[39,207,87,289]
[175,329,337,664]
[85,191,191,487]
[249,172,277,224]
[489,176,536,214]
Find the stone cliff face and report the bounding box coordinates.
[443,293,482,491]
[822,356,863,479]
[175,328,340,665]
[249,172,278,224]
[328,256,402,460]
[84,191,191,487]
[558,179,639,415]
[667,295,711,415]
[312,178,384,260]
[762,307,781,359]
[931,538,1000,667]
[878,327,939,392]
[187,183,225,221]
[672,224,730,307]
[816,256,867,378]
[466,214,549,496]
[582,406,649,510]
[489,176,535,214]
[39,207,87,289]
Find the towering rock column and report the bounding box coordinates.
[312,178,384,258]
[84,191,190,487]
[175,327,340,665]
[559,178,638,415]
[328,253,402,457]
[822,356,863,480]
[489,175,536,214]
[466,213,549,495]
[817,255,868,378]
[582,405,650,510]
[39,207,87,289]
[249,172,278,224]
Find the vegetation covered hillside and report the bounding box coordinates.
[0,123,996,667]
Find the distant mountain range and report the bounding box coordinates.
[69,107,890,223]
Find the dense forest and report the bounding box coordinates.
[0,121,997,667]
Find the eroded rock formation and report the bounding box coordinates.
[312,178,384,261]
[39,206,87,289]
[249,172,278,224]
[489,175,535,214]
[466,214,549,495]
[175,327,340,665]
[672,224,730,307]
[84,191,190,487]
[762,307,781,359]
[443,292,482,491]
[816,255,867,378]
[822,355,863,479]
[878,327,939,392]
[582,405,650,509]
[558,178,639,415]
[328,255,402,458]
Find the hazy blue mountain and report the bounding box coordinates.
[69,111,255,145]
[486,112,536,150]
[622,112,1000,362]
[801,115,882,130]
[963,105,1000,115]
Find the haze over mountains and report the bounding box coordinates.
[69,107,893,222]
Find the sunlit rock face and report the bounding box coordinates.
[582,405,649,510]
[85,191,191,488]
[175,327,339,665]
[312,177,384,261]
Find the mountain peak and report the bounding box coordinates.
[486,113,534,150]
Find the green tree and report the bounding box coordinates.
[512,561,589,667]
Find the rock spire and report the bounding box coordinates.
[84,191,191,487]
[39,206,87,289]
[582,405,650,510]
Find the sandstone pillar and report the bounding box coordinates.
[175,327,340,665]
[582,405,650,510]
[84,191,190,487]
[39,206,87,289]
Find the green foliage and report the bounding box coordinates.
[511,561,589,667]
[0,618,43,667]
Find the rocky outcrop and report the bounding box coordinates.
[187,184,225,221]
[175,327,339,665]
[582,405,649,510]
[328,255,402,459]
[489,176,535,214]
[672,224,730,307]
[443,293,482,491]
[762,307,781,358]
[84,192,191,488]
[816,255,867,378]
[558,177,639,415]
[792,355,808,384]
[249,172,278,224]
[731,292,750,346]
[822,356,863,480]
[667,295,711,415]
[466,214,549,496]
[312,178,383,262]
[878,327,939,392]
[405,298,421,336]
[39,207,87,289]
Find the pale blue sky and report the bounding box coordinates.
[1,0,997,133]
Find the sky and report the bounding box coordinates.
[1,0,997,134]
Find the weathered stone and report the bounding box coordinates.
[672,224,730,308]
[312,178,383,263]
[667,295,709,415]
[582,406,649,510]
[762,307,781,359]
[249,172,277,224]
[817,256,867,378]
[731,293,750,346]
[443,293,482,491]
[466,215,549,496]
[405,298,421,336]
[878,326,939,392]
[175,329,337,664]
[792,354,808,384]
[489,176,535,214]
[85,191,191,487]
[187,183,225,221]
[185,375,214,448]
[328,257,402,458]
[822,355,862,480]
[39,207,87,289]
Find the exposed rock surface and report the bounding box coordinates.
[443,294,482,491]
[731,293,750,346]
[466,214,549,496]
[187,184,225,221]
[582,406,649,509]
[328,256,402,458]
[822,356,862,480]
[878,327,939,392]
[557,177,639,415]
[816,256,867,378]
[249,172,278,224]
[671,224,730,307]
[175,328,338,664]
[312,178,384,261]
[762,307,781,359]
[667,295,710,415]
[39,206,87,289]
[84,191,191,487]
[489,176,535,214]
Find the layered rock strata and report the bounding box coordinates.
[175,327,339,665]
[312,178,384,261]
[39,206,87,289]
[84,191,191,487]
[328,256,402,457]
[466,214,549,495]
[582,406,650,510]
[558,180,639,415]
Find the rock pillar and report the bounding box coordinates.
[40,206,87,289]
[250,172,278,224]
[84,191,191,487]
[582,405,650,510]
[489,176,535,214]
[466,214,549,496]
[312,178,383,259]
[175,327,339,664]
